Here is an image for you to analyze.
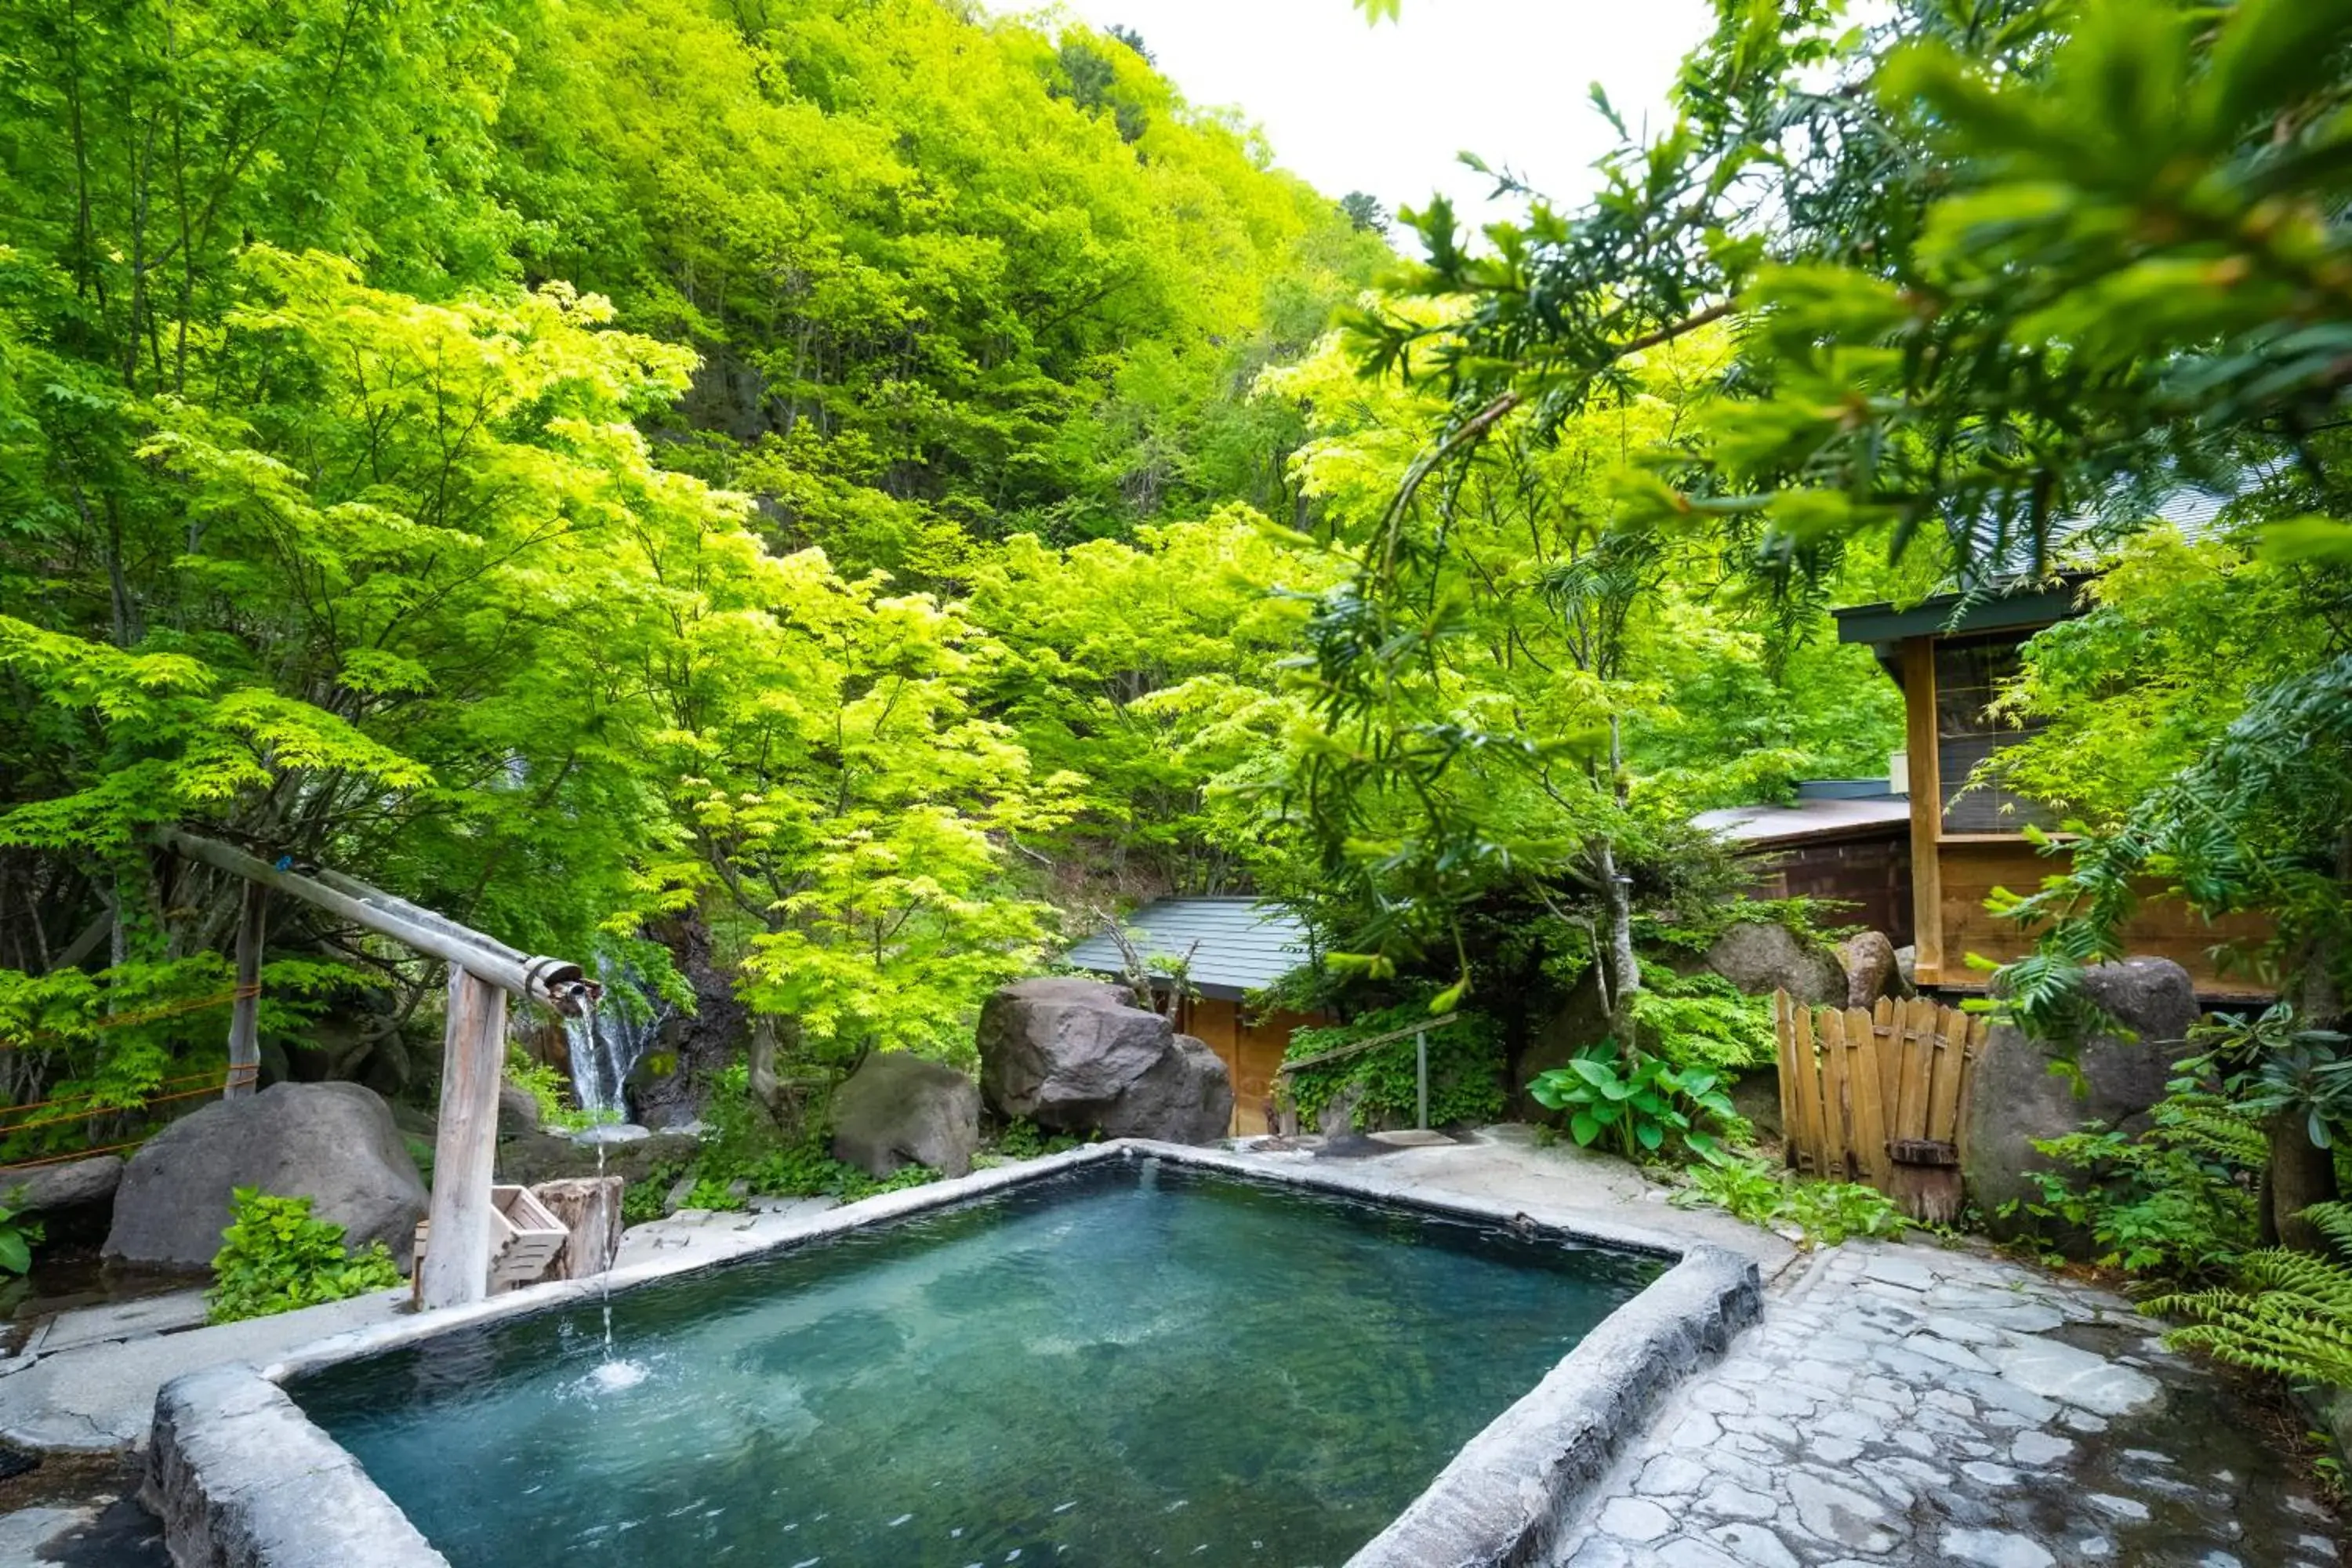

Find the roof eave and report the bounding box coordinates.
[1832,572,2094,648]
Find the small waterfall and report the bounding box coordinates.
[561,960,670,1120]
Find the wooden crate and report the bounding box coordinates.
[410,1182,572,1301]
[488,1184,568,1287]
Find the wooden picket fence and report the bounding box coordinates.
[1774,992,1990,1222]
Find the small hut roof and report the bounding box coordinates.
[1061,898,1310,1001]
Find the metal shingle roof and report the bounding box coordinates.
[1060,898,1311,1000]
[1691,795,1912,848]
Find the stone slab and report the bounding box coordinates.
[24,1290,211,1357]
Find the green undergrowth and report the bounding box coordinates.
[1629,964,1777,1070]
[984,1119,1089,1162]
[1672,1156,1914,1248]
[2152,1201,2352,1389]
[206,1188,403,1325]
[1280,1001,1507,1132]
[1640,896,1860,956]
[620,1064,946,1224]
[506,1048,619,1135]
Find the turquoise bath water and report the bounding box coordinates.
[291,1159,1663,1567]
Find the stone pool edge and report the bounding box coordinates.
[145,1138,1759,1568]
[1160,1143,1765,1568]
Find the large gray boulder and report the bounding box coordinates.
[104,1083,427,1270]
[1098,1035,1233,1145]
[832,1051,980,1178]
[978,978,1234,1144]
[1964,957,2203,1247]
[496,1080,541,1138]
[1705,920,1846,1006]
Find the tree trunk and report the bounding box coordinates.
[747,1014,784,1123]
[224,880,267,1099]
[2271,834,2350,1251]
[2263,1110,2339,1251]
[532,1177,623,1280]
[1595,835,1641,1063]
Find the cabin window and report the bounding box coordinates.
[1933,634,2057,835]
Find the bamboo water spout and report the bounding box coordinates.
[157,826,598,1310]
[157,828,600,1015]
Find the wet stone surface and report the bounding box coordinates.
[1555,1241,2339,1568]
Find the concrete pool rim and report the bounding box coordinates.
[145,1138,1762,1568]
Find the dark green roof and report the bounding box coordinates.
[1833,572,2092,647]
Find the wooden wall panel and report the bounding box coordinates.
[1175,998,1326,1136]
[1933,840,2273,996]
[1737,833,1914,946]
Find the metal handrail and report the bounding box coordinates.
[1273,1009,1462,1076]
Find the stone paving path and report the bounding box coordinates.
[1557,1240,2339,1568]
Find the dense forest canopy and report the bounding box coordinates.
[0,0,1910,1132]
[4,0,2342,1243]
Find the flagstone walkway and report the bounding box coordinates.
[1555,1240,2339,1568]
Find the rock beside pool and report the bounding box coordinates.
[0,1152,123,1219]
[1839,929,1904,1007]
[497,1080,541,1137]
[1965,957,2201,1249]
[831,1051,979,1178]
[495,1128,700,1186]
[1098,1033,1234,1145]
[103,1082,427,1269]
[978,979,1233,1144]
[1704,920,1846,1006]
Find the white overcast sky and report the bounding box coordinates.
[987,1,1716,230]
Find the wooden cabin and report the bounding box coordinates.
[1693,782,1915,945]
[1834,578,2270,998]
[1062,897,1330,1136]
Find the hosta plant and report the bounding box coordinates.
[1527,1045,1738,1164]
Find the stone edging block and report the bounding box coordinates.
[143,1362,449,1568]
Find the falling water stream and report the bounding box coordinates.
[564,1125,647,1388]
[557,960,670,1121]
[554,960,670,1386]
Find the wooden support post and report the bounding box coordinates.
[1415,1029,1429,1131]
[421,967,507,1311]
[532,1178,624,1281]
[1901,636,1945,985]
[224,880,267,1100]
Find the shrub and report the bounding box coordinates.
[1631,964,1777,1070]
[505,1046,612,1134]
[2152,1201,2352,1388]
[205,1188,404,1325]
[989,1119,1086,1161]
[2001,1082,2264,1278]
[0,1206,41,1276]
